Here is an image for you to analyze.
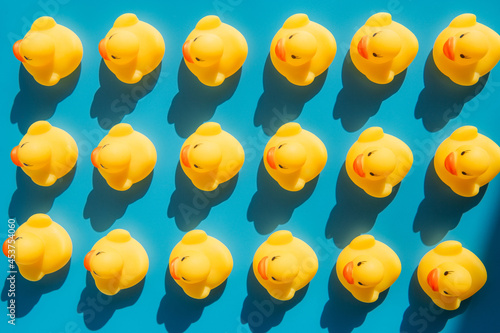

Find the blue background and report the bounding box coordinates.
[1,0,500,332]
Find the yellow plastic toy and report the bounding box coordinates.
[91,123,157,191]
[270,13,336,86]
[434,126,500,197]
[183,15,248,86]
[13,16,83,86]
[169,230,233,299]
[433,14,500,86]
[336,235,401,303]
[99,13,165,84]
[253,230,318,301]
[11,121,78,187]
[264,123,327,192]
[346,127,413,198]
[417,240,487,310]
[2,214,72,281]
[180,122,244,191]
[350,12,418,84]
[84,229,149,296]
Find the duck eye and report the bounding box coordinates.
[271,277,277,281]
[181,256,187,261]
[444,271,451,276]
[271,256,279,261]
[372,53,378,57]
[291,55,297,59]
[278,144,283,149]
[278,164,285,169]
[194,144,200,149]
[22,162,30,167]
[462,171,467,176]
[181,277,187,281]
[111,55,117,59]
[100,163,107,169]
[367,151,375,157]
[370,172,375,176]
[443,290,449,295]
[93,270,99,276]
[358,282,364,286]
[372,32,378,37]
[23,56,31,61]
[194,164,200,169]
[459,34,465,38]
[14,237,22,241]
[195,57,203,61]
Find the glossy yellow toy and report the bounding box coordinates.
[2,214,72,281]
[13,16,83,86]
[169,230,233,299]
[84,229,149,296]
[99,13,165,84]
[253,230,318,301]
[337,235,401,303]
[433,14,500,86]
[346,127,413,198]
[264,123,327,192]
[417,240,486,310]
[180,122,244,191]
[350,12,418,84]
[270,13,336,86]
[11,121,78,187]
[434,126,500,197]
[183,15,248,86]
[91,123,157,191]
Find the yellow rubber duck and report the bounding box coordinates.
[433,14,500,86]
[180,122,244,191]
[264,123,327,192]
[91,123,157,191]
[434,126,500,197]
[183,15,248,86]
[169,230,233,299]
[336,235,401,303]
[84,229,149,296]
[253,230,318,301]
[350,12,418,84]
[270,13,336,86]
[13,16,83,86]
[2,214,72,281]
[10,121,78,187]
[417,240,487,310]
[99,13,165,84]
[346,127,413,198]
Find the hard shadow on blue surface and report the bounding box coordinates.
[254,54,327,136]
[1,259,70,318]
[9,165,76,223]
[157,265,226,332]
[77,271,145,331]
[400,268,469,333]
[241,264,308,333]
[83,169,153,232]
[90,60,161,130]
[413,158,486,246]
[168,60,242,138]
[320,264,388,333]
[333,52,406,133]
[167,162,238,232]
[325,163,399,248]
[414,51,489,133]
[10,64,81,134]
[247,160,318,235]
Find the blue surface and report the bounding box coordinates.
[1,1,500,332]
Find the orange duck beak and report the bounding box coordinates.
[443,37,455,61]
[91,147,101,168]
[181,145,191,168]
[84,250,95,271]
[183,40,194,63]
[99,38,110,61]
[266,147,277,169]
[11,146,22,167]
[275,38,286,62]
[358,36,369,59]
[13,40,24,62]
[444,152,457,175]
[170,257,180,280]
[258,256,268,280]
[427,268,439,292]
[343,261,354,284]
[353,154,365,177]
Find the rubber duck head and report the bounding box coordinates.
[3,233,44,265]
[267,142,307,174]
[99,31,140,65]
[13,34,55,67]
[427,262,472,297]
[11,141,51,170]
[181,142,222,173]
[257,252,299,284]
[357,29,402,64]
[443,31,488,65]
[84,249,124,279]
[170,250,211,284]
[275,31,318,66]
[353,147,397,180]
[343,255,385,288]
[444,145,490,179]
[91,143,131,174]
[183,34,224,67]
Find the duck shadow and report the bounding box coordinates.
[77,271,145,331]
[168,60,242,138]
[325,163,399,248]
[10,64,81,134]
[400,268,469,333]
[157,264,227,332]
[83,169,153,232]
[8,165,76,223]
[413,158,486,246]
[1,259,70,318]
[320,264,388,333]
[167,162,238,232]
[414,51,489,132]
[247,160,318,235]
[254,54,327,136]
[333,52,406,133]
[241,263,308,333]
[90,60,161,130]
